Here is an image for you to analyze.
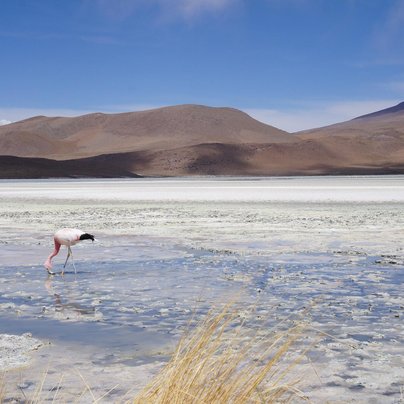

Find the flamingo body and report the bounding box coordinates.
[44,228,94,275]
[55,228,85,247]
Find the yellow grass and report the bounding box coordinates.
[133,305,308,403]
[1,306,308,403]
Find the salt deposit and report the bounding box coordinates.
[0,177,403,402]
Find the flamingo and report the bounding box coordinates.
[44,228,94,275]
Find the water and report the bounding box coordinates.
[0,177,403,402]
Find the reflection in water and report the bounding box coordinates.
[44,277,97,318]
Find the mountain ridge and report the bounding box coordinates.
[0,104,292,160]
[353,101,404,120]
[0,102,403,177]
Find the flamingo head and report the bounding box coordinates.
[44,259,53,272]
[80,233,95,242]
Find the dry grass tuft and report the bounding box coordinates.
[133,305,308,403]
[0,306,310,403]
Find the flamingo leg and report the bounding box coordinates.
[69,247,77,274]
[63,248,71,269]
[62,247,77,274]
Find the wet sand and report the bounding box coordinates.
[0,177,403,402]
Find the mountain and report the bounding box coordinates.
[353,101,404,120]
[0,102,403,177]
[295,101,404,174]
[0,104,293,160]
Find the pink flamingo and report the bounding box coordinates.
[44,228,94,275]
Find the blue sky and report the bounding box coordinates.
[1,0,403,131]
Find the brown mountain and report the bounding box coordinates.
[353,101,404,119]
[296,101,404,173]
[0,102,403,178]
[0,104,292,160]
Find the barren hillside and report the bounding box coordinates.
[0,105,292,159]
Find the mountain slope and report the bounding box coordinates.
[298,101,404,139]
[353,101,404,120]
[295,101,404,171]
[2,141,404,179]
[0,155,141,178]
[0,104,293,160]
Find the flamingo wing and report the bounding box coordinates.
[54,228,84,246]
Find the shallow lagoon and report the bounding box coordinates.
[0,177,403,402]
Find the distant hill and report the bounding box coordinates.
[295,101,404,174]
[0,102,403,177]
[353,101,404,120]
[0,104,292,160]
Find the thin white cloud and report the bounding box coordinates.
[0,119,12,126]
[91,0,143,20]
[385,0,404,36]
[374,0,404,52]
[164,0,235,19]
[92,0,237,20]
[244,99,401,132]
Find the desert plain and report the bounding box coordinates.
[0,176,403,402]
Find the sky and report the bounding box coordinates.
[0,0,403,131]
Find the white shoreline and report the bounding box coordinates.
[1,176,404,202]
